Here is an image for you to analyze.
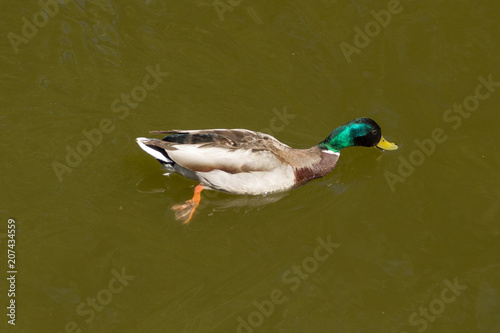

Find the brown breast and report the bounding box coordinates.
[293,151,339,187]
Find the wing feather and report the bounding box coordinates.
[140,129,290,174]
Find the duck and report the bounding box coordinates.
[136,117,398,223]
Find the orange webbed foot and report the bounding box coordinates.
[172,184,204,224]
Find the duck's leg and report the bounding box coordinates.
[172,184,204,224]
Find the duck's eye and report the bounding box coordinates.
[371,130,379,136]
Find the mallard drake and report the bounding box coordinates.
[136,117,397,223]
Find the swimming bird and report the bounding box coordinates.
[136,117,397,223]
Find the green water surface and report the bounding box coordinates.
[1,0,500,332]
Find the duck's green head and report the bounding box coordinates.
[318,118,398,153]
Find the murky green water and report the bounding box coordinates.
[1,0,500,332]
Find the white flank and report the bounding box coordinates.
[167,145,282,172]
[136,137,172,163]
[197,167,296,195]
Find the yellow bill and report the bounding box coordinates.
[376,136,398,150]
